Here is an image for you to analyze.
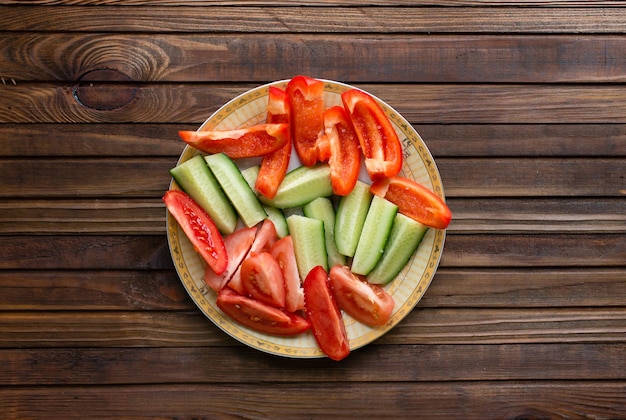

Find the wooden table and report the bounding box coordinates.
[1,1,625,418]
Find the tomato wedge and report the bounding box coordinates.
[286,76,326,167]
[216,288,310,336]
[241,252,286,309]
[324,105,362,196]
[256,87,292,199]
[341,88,402,181]
[329,265,395,327]
[370,176,452,229]
[303,266,350,361]
[179,123,289,159]
[271,236,305,313]
[164,190,228,275]
[204,226,256,292]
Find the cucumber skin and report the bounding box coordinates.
[334,181,372,257]
[303,197,346,268]
[367,213,429,284]
[259,164,333,209]
[286,215,328,280]
[351,195,398,276]
[169,154,237,235]
[204,153,267,228]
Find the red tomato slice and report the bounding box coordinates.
[179,123,289,159]
[227,219,279,295]
[216,288,310,336]
[256,87,292,199]
[241,252,286,309]
[324,105,362,196]
[164,190,228,275]
[286,76,325,167]
[303,266,350,361]
[203,226,256,292]
[271,236,305,313]
[341,88,403,181]
[329,265,395,327]
[370,176,452,229]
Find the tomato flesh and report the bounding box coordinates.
[203,226,256,292]
[271,236,305,313]
[164,190,228,275]
[179,123,289,159]
[324,105,362,196]
[241,252,286,309]
[303,266,350,361]
[216,288,310,336]
[370,176,452,229]
[329,265,395,327]
[286,76,325,167]
[341,89,402,181]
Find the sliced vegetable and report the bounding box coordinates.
[179,123,289,159]
[370,176,452,229]
[271,236,305,313]
[351,195,398,276]
[303,266,350,361]
[216,288,310,336]
[324,105,361,196]
[341,88,402,181]
[334,180,372,257]
[241,251,286,309]
[303,197,346,268]
[259,163,333,209]
[286,215,328,280]
[164,190,228,275]
[256,87,292,199]
[286,76,325,167]
[204,226,256,292]
[205,153,267,228]
[169,154,237,235]
[263,205,289,238]
[329,265,395,327]
[367,213,428,285]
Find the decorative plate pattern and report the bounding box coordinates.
[166,79,446,358]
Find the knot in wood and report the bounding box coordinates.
[73,69,137,111]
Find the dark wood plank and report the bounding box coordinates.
[1,343,624,385]
[1,382,625,419]
[4,84,626,124]
[2,33,626,83]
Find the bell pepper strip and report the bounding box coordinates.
[324,105,362,196]
[216,288,310,336]
[163,190,228,275]
[203,226,256,292]
[179,123,289,159]
[303,265,350,361]
[341,88,403,181]
[286,76,326,167]
[255,87,292,199]
[370,176,452,229]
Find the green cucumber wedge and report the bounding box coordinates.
[367,213,429,284]
[259,163,333,209]
[264,205,289,238]
[286,215,327,280]
[334,181,372,257]
[303,197,346,268]
[351,195,398,276]
[169,154,237,235]
[204,153,267,228]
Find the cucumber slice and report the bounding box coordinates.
[169,154,237,235]
[259,163,333,209]
[303,197,346,268]
[286,215,328,280]
[240,165,259,191]
[367,213,429,284]
[264,205,289,238]
[351,195,398,276]
[334,181,372,257]
[204,153,267,228]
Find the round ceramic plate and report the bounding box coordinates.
[166,79,446,358]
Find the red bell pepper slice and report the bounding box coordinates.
[323,105,362,196]
[286,76,326,167]
[255,87,292,199]
[370,176,452,229]
[163,190,228,275]
[341,88,403,181]
[178,123,289,159]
